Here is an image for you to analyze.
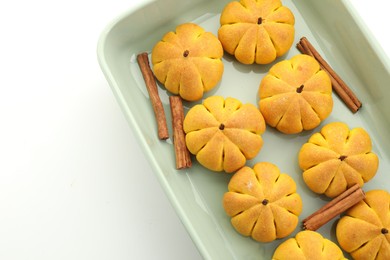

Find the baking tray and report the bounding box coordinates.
[97,0,390,258]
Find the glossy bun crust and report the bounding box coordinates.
[259,54,333,134]
[223,162,302,242]
[272,230,347,260]
[152,23,224,101]
[336,190,390,260]
[218,0,295,64]
[299,122,379,198]
[183,96,265,173]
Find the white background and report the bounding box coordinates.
[0,0,389,259]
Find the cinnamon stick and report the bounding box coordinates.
[169,96,192,169]
[303,184,365,231]
[297,37,362,113]
[137,52,169,140]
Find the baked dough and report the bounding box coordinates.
[152,23,224,101]
[218,0,295,64]
[336,190,390,260]
[272,230,347,259]
[223,162,302,242]
[259,54,333,134]
[183,96,265,173]
[299,122,379,198]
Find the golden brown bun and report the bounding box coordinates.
[272,230,347,260]
[183,96,265,173]
[152,23,224,101]
[223,162,302,242]
[259,54,333,134]
[218,0,295,64]
[299,122,379,198]
[336,190,390,260]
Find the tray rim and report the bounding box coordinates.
[97,0,390,259]
[97,2,212,257]
[341,0,390,73]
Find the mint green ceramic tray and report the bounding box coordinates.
[97,0,390,258]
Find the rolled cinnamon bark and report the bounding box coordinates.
[137,52,169,140]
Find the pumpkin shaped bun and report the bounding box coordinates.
[336,190,390,260]
[218,0,295,64]
[272,230,347,260]
[183,96,265,173]
[299,122,379,198]
[259,54,333,134]
[151,23,224,101]
[223,162,302,242]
